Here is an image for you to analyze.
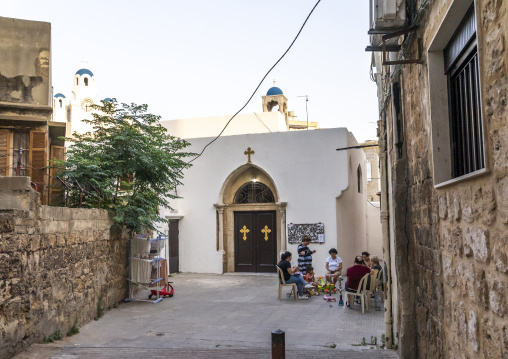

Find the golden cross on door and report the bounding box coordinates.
[261,225,271,241]
[244,147,255,163]
[240,225,250,241]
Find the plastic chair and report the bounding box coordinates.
[364,270,378,310]
[344,273,370,313]
[374,268,384,307]
[276,266,297,300]
[375,268,384,296]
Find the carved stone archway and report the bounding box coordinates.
[214,164,287,273]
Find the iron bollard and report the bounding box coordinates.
[272,329,285,359]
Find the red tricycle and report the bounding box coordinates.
[148,282,174,299]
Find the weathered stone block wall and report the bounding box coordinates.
[361,140,381,202]
[387,0,508,358]
[0,178,128,358]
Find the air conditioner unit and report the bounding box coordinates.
[370,0,406,30]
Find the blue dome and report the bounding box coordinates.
[75,68,94,77]
[103,98,112,102]
[54,93,66,98]
[267,87,283,96]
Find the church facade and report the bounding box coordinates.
[52,72,382,276]
[159,87,381,274]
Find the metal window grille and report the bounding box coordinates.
[448,50,484,178]
[233,182,275,204]
[445,4,484,179]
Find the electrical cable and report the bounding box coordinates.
[187,0,322,164]
[253,112,272,132]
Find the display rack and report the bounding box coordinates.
[125,234,168,304]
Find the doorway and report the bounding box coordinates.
[234,211,276,272]
[168,220,179,273]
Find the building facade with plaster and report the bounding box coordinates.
[158,88,381,275]
[0,16,65,204]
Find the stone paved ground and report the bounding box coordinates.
[14,273,398,358]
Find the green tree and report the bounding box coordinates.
[56,99,194,235]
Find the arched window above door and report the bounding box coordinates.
[234,181,275,204]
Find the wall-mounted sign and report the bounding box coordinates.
[287,223,324,244]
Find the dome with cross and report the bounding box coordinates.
[266,87,283,96]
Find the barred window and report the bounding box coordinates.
[445,5,484,178]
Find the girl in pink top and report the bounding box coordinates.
[304,265,320,296]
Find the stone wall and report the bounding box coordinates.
[374,0,508,358]
[0,177,128,358]
[361,140,381,202]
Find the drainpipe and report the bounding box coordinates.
[379,112,393,349]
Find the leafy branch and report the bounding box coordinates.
[52,99,195,235]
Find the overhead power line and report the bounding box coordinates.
[187,0,322,164]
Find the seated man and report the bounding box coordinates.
[345,255,372,307]
[277,251,308,300]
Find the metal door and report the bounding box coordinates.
[234,211,276,272]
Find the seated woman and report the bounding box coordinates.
[325,248,343,285]
[371,256,382,270]
[277,251,308,300]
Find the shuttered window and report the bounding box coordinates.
[29,130,47,200]
[0,130,9,176]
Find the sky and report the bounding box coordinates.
[2,0,379,143]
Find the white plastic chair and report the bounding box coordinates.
[276,266,297,300]
[344,273,370,313]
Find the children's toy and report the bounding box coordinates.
[304,284,316,297]
[317,277,337,293]
[148,282,174,299]
[323,295,336,302]
[325,284,336,293]
[317,277,326,292]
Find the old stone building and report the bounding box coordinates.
[369,0,507,358]
[361,140,381,202]
[0,17,66,205]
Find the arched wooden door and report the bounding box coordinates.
[234,211,276,272]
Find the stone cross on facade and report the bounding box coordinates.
[261,225,271,241]
[244,147,255,163]
[240,225,250,241]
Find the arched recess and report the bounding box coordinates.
[214,164,287,273]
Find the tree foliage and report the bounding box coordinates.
[55,100,194,235]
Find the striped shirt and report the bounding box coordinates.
[297,244,313,274]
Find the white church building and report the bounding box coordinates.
[53,69,382,275]
[52,68,112,137]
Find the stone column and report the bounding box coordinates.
[277,202,288,253]
[214,204,225,252]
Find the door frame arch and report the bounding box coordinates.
[214,164,287,273]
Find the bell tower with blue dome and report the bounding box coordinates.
[262,81,288,120]
[71,68,96,103]
[69,68,99,137]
